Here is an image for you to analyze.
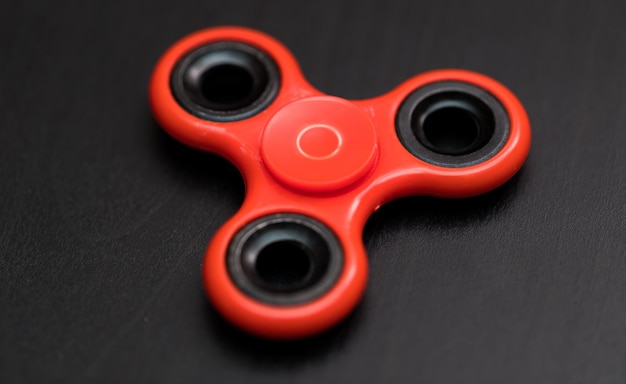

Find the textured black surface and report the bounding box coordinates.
[2,0,626,383]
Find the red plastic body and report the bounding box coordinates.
[149,26,531,339]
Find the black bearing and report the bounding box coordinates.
[396,81,509,167]
[170,41,280,122]
[227,213,344,306]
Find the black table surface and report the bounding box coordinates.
[2,0,626,383]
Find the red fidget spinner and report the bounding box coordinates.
[149,26,531,339]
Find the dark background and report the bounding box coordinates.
[2,0,626,383]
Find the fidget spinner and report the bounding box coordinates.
[149,26,531,339]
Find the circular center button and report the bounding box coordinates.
[261,96,378,192]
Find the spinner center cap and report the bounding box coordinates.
[261,96,378,193]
